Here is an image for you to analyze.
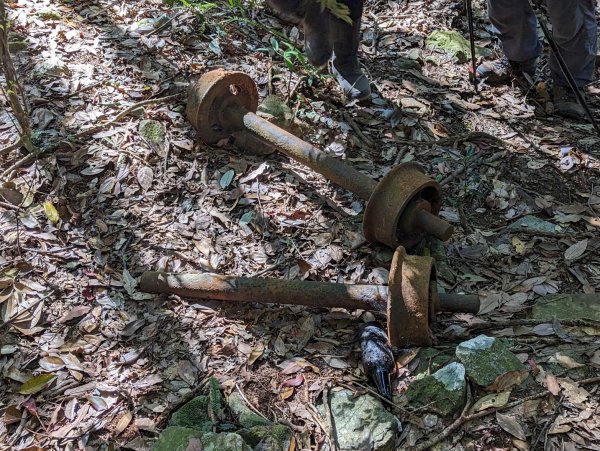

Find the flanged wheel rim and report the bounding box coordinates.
[363,162,442,249]
[387,246,437,347]
[187,69,258,144]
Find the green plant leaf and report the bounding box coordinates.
[219,169,235,189]
[19,373,57,395]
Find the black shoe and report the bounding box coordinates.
[553,85,586,119]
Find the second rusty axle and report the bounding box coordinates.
[186,69,454,249]
[140,247,479,346]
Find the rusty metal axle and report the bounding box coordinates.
[186,69,454,250]
[140,247,479,346]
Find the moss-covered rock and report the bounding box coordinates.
[425,30,490,63]
[456,335,528,391]
[545,350,591,380]
[152,426,203,451]
[201,432,252,451]
[532,294,600,321]
[406,362,466,416]
[139,119,166,146]
[414,347,453,376]
[317,389,398,451]
[257,96,291,124]
[238,424,292,450]
[228,392,271,428]
[37,9,62,20]
[209,377,225,421]
[169,396,213,432]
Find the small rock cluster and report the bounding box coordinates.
[406,334,529,415]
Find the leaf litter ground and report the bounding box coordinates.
[0,0,599,449]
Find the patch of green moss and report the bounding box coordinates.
[37,9,62,20]
[238,424,291,449]
[169,396,213,432]
[138,119,166,145]
[209,377,224,421]
[152,426,203,451]
[532,294,600,321]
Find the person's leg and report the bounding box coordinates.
[266,0,332,68]
[488,0,541,63]
[330,0,371,100]
[546,0,597,87]
[477,0,541,83]
[546,0,597,119]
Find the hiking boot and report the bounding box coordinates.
[476,56,537,85]
[330,17,371,101]
[267,0,332,68]
[553,85,586,119]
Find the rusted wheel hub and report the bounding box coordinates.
[363,163,445,250]
[387,246,439,347]
[187,69,258,144]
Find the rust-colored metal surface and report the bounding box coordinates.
[387,247,436,347]
[140,248,480,347]
[140,271,388,311]
[186,69,258,144]
[231,106,377,201]
[363,163,453,249]
[187,70,454,249]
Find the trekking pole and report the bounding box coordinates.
[465,0,478,93]
[528,0,600,135]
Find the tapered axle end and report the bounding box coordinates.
[364,163,452,250]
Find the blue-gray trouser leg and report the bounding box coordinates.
[487,0,541,63]
[488,0,598,87]
[546,0,597,87]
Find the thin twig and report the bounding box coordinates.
[0,138,22,156]
[412,375,600,450]
[235,384,270,422]
[342,112,375,148]
[1,151,40,180]
[68,93,182,140]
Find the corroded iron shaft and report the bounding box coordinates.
[225,105,377,201]
[139,272,479,316]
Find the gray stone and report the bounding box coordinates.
[35,57,72,78]
[201,432,252,451]
[456,335,528,391]
[532,293,600,321]
[152,426,203,451]
[318,389,398,451]
[168,395,213,432]
[228,392,271,428]
[406,362,466,416]
[507,215,559,234]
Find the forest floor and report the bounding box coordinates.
[1,0,600,449]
